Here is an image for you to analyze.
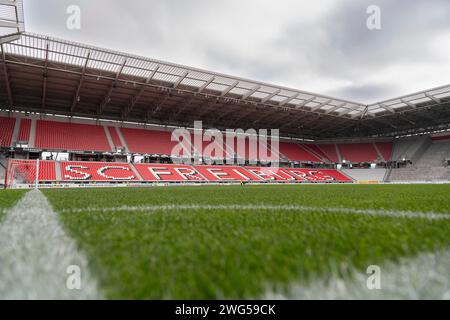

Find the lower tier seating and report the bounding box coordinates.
[6,160,353,184]
[61,161,139,181]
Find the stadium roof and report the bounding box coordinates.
[1,32,450,140]
[0,0,25,44]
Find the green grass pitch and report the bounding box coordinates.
[39,184,450,299]
[0,189,27,220]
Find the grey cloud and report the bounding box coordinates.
[23,0,450,103]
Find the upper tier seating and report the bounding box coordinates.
[279,142,320,162]
[120,128,178,155]
[338,143,379,163]
[0,116,395,165]
[0,117,15,147]
[35,120,111,152]
[108,127,123,148]
[18,118,31,142]
[227,137,276,161]
[431,135,450,141]
[304,144,331,162]
[375,142,393,161]
[316,144,340,163]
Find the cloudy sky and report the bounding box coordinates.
[23,0,450,103]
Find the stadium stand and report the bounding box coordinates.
[6,160,56,185]
[61,161,139,181]
[108,127,123,149]
[5,114,450,185]
[0,160,5,185]
[4,160,353,184]
[35,120,111,152]
[316,144,340,163]
[431,134,450,141]
[0,116,15,147]
[195,165,260,181]
[279,142,320,162]
[284,168,353,182]
[304,144,331,162]
[18,118,31,143]
[391,136,431,163]
[135,163,207,182]
[120,127,179,155]
[388,139,450,182]
[338,143,379,163]
[375,142,393,161]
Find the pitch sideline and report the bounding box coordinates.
[0,189,102,299]
[60,204,450,220]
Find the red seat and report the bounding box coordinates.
[375,142,393,161]
[18,118,31,142]
[135,163,206,182]
[0,117,15,147]
[304,144,331,161]
[338,143,379,163]
[7,160,56,184]
[108,127,123,148]
[121,128,178,155]
[35,120,111,152]
[316,144,340,162]
[61,161,139,181]
[279,142,320,162]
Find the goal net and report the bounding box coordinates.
[5,159,39,189]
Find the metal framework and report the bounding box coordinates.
[0,32,450,140]
[0,0,25,44]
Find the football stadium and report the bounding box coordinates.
[0,0,450,303]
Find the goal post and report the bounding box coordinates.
[4,159,40,189]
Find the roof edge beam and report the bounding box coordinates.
[261,89,281,103]
[242,85,261,100]
[221,80,239,97]
[324,102,347,115]
[425,93,441,104]
[310,99,332,112]
[198,76,215,93]
[173,70,189,89]
[279,93,299,106]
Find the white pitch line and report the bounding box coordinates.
[262,250,450,300]
[60,204,450,220]
[0,190,102,299]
